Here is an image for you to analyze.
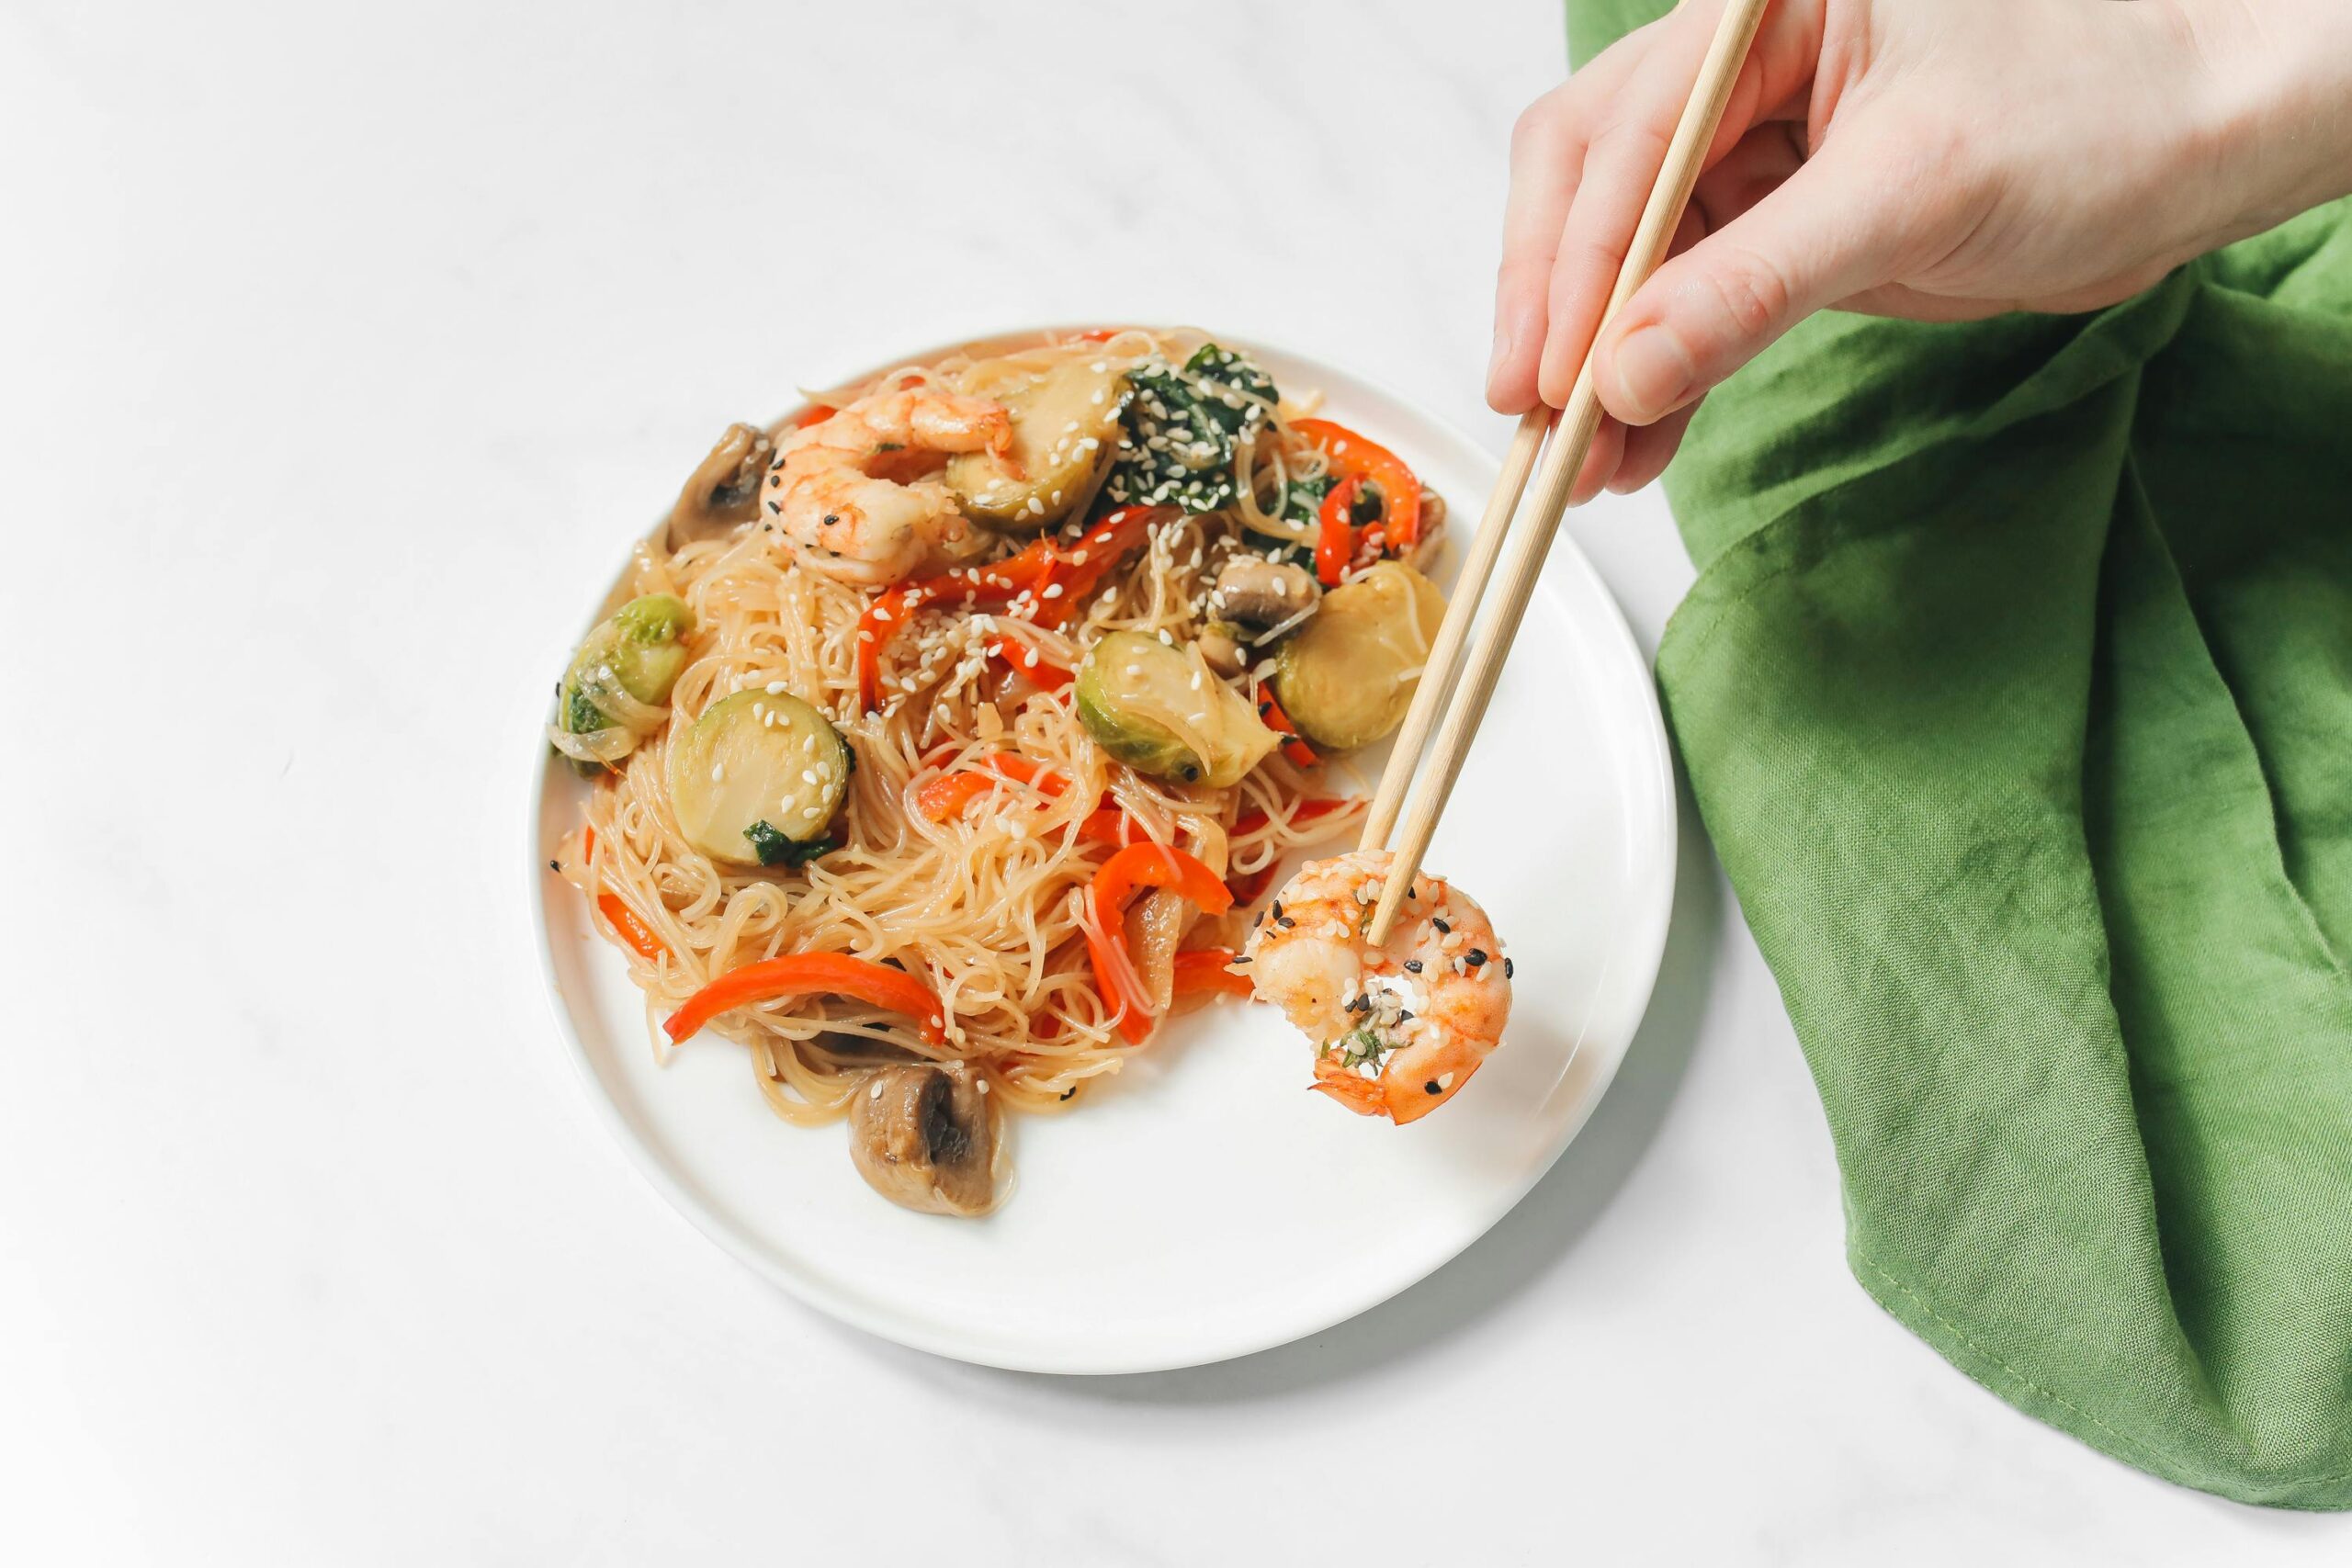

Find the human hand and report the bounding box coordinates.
[1489,0,2352,499]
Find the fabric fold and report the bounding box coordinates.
[1568,0,2352,1507]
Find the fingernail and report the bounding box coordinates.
[1611,326,1695,423]
[1487,319,1516,387]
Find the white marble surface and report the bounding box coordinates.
[2,0,2342,1561]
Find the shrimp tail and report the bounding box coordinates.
[1310,1059,1390,1120]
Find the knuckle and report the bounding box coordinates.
[1701,246,1793,344]
[1508,91,1566,157]
[1495,253,1550,297]
[1590,117,1670,167]
[1555,236,1624,293]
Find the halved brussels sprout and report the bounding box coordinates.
[665,688,853,867]
[1270,561,1445,751]
[944,356,1126,531]
[1075,630,1277,788]
[550,593,695,772]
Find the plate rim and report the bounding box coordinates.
[519,321,1679,1373]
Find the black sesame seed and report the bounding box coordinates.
[1424,1080,1442,1095]
[1230,954,1250,965]
[766,501,781,514]
[548,860,560,872]
[1403,959,1422,973]
[1504,956,1515,978]
[1432,917,1451,934]
[1465,949,1487,967]
[1276,916,1295,929]
[823,513,840,525]
[1059,1087,1077,1101]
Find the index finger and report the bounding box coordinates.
[1487,34,1657,413]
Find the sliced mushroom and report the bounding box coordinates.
[848,1062,999,1216]
[1212,556,1320,629]
[666,423,775,543]
[809,1030,922,1066]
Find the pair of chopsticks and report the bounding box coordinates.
[1358,0,1770,943]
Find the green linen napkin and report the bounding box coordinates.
[1567,1,2352,1509]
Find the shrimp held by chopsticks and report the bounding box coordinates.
[1240,850,1511,1123]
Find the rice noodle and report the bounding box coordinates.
[560,326,1433,1136]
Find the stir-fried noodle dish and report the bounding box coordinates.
[548,327,1512,1214]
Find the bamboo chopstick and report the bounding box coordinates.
[1363,0,1771,944]
[1357,407,1548,852]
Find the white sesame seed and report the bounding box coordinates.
[764,681,788,695]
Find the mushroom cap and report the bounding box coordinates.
[1212,555,1320,627]
[665,422,774,546]
[848,1061,1000,1216]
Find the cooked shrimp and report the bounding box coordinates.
[1240,849,1511,1124]
[764,386,1013,587]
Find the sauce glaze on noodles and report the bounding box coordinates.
[560,328,1412,1128]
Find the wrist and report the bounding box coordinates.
[2162,0,2352,238]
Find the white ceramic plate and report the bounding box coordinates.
[526,329,1676,1374]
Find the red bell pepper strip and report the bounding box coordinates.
[1230,796,1351,839]
[1032,505,1167,630]
[1291,417,1421,549]
[1076,807,1138,847]
[597,893,667,962]
[856,508,1167,710]
[914,755,1141,846]
[986,630,1077,691]
[981,753,1066,794]
[1171,947,1252,998]
[1315,476,1360,587]
[575,824,668,961]
[911,770,1001,823]
[1255,691,1319,769]
[913,752,1069,820]
[663,953,947,1046]
[1091,842,1234,918]
[1084,844,1235,1043]
[856,549,1055,710]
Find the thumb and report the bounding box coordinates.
[1592,146,1901,425]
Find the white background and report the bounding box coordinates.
[3,0,2343,1562]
